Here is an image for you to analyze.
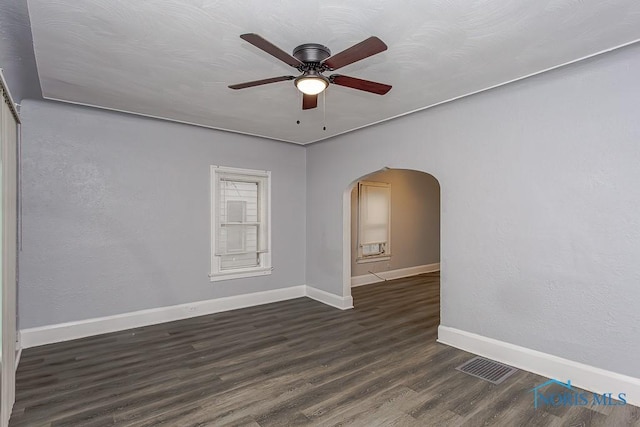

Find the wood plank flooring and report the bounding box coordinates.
[10,273,640,426]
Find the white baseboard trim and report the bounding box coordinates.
[20,285,307,348]
[306,285,354,310]
[438,325,640,407]
[351,262,440,287]
[20,285,355,348]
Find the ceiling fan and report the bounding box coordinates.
[229,34,392,110]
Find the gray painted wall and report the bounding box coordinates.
[306,44,640,377]
[351,169,440,277]
[0,0,42,102]
[19,100,306,328]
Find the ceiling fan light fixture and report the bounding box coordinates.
[295,72,329,95]
[230,34,391,110]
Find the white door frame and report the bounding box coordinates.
[1,69,19,427]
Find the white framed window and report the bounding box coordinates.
[357,181,391,262]
[210,166,271,281]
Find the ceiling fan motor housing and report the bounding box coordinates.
[293,43,331,66]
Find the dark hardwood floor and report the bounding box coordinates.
[10,273,640,426]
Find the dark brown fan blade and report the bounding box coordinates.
[240,33,303,68]
[322,36,387,70]
[330,75,392,95]
[302,94,318,110]
[228,76,295,90]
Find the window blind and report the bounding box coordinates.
[359,182,390,246]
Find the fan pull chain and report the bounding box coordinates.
[322,90,326,131]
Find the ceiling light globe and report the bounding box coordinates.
[295,76,328,95]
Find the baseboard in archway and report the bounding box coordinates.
[351,262,440,287]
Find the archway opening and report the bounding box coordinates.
[343,168,441,334]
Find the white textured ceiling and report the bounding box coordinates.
[27,0,640,144]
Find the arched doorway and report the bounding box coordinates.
[342,168,441,329]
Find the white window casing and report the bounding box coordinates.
[210,166,271,281]
[357,181,391,262]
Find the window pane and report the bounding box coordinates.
[226,225,244,253]
[227,200,246,223]
[220,180,258,223]
[217,224,257,255]
[218,179,260,255]
[211,166,271,279]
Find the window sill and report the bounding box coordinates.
[210,267,272,282]
[356,256,391,264]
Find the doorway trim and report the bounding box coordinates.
[0,69,19,427]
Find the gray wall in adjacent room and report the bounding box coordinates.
[306,43,640,377]
[351,169,440,277]
[19,100,306,328]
